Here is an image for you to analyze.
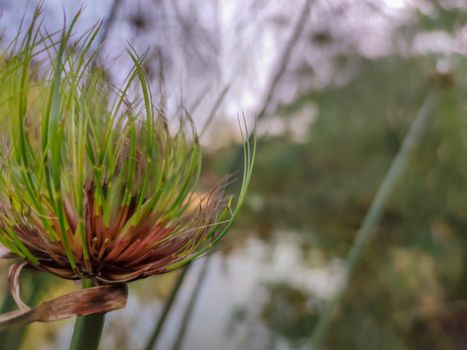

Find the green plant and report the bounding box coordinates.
[0,9,254,349]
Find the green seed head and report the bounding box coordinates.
[0,11,254,284]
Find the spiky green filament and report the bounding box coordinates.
[0,12,254,283]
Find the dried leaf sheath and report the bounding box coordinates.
[0,12,255,285]
[0,284,128,329]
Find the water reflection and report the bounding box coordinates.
[91,232,341,350]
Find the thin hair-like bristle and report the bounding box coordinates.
[0,10,255,284]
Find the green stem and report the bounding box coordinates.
[143,266,190,350]
[170,258,210,350]
[310,90,439,348]
[69,278,105,350]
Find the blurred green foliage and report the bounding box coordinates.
[211,53,467,348]
[261,282,318,346]
[416,3,467,32]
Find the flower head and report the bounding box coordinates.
[0,13,254,284]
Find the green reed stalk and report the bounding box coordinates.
[143,267,190,350]
[69,279,106,350]
[310,90,439,349]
